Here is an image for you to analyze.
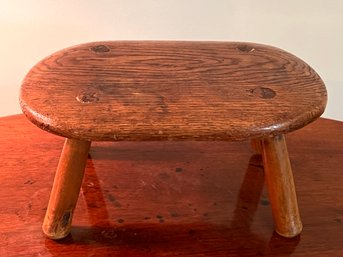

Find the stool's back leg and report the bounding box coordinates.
[261,135,302,238]
[42,138,91,239]
[251,138,263,154]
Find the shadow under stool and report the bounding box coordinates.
[19,41,327,239]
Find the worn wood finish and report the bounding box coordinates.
[42,138,91,239]
[261,135,302,237]
[20,41,327,141]
[1,115,343,256]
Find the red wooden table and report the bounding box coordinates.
[0,115,342,256]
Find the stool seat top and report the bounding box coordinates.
[20,41,327,141]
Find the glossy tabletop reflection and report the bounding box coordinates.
[0,115,342,256]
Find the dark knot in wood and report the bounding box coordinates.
[90,45,110,53]
[237,44,255,53]
[247,87,276,99]
[76,91,100,103]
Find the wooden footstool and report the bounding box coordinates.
[20,41,327,240]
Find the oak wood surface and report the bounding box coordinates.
[0,115,342,256]
[20,41,327,141]
[42,139,91,239]
[261,135,302,237]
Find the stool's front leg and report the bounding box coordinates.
[259,135,303,238]
[42,138,91,239]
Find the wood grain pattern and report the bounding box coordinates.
[261,135,302,237]
[20,41,327,141]
[42,138,91,239]
[0,115,343,256]
[251,138,263,154]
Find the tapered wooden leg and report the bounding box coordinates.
[251,138,263,154]
[261,134,302,238]
[42,138,91,239]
